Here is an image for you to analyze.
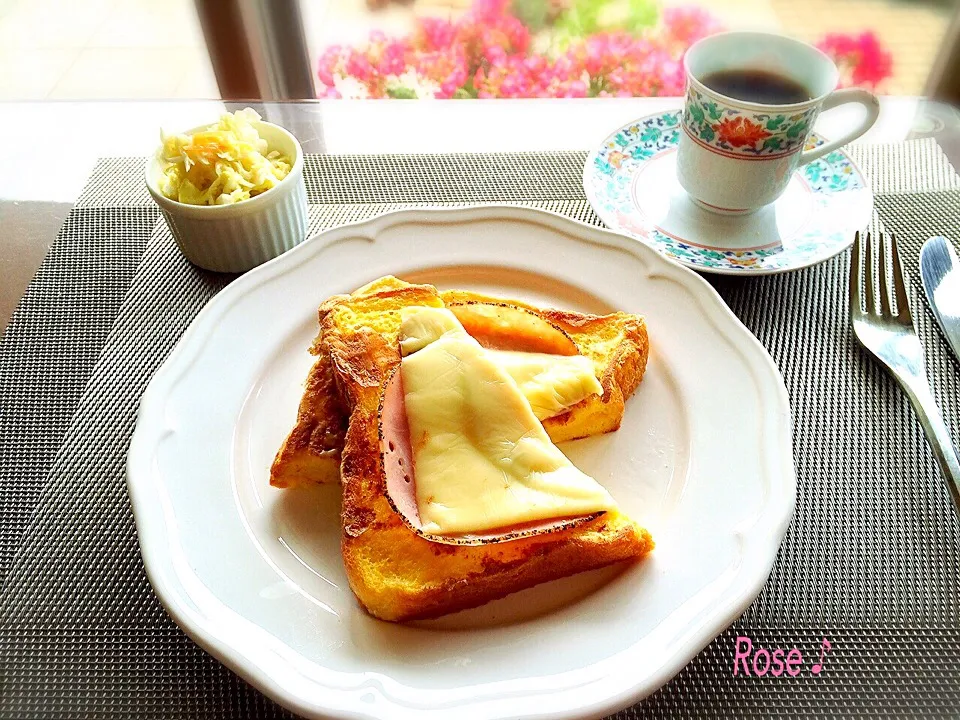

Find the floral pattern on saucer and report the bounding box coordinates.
[584,110,872,275]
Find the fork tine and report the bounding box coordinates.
[864,231,876,315]
[850,230,861,315]
[879,232,893,317]
[889,233,912,322]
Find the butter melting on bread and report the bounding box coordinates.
[312,277,653,622]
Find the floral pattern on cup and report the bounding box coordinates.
[583,110,870,274]
[681,86,821,159]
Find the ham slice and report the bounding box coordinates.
[379,369,600,546]
[448,302,578,355]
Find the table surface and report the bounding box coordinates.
[3,98,960,719]
[1,97,959,335]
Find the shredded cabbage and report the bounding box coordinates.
[157,108,292,206]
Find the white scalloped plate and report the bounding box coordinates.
[127,206,795,720]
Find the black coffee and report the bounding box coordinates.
[700,69,812,104]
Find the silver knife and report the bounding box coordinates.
[920,236,960,363]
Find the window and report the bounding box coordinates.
[300,0,959,99]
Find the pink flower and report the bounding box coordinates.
[413,48,469,98]
[662,6,722,47]
[315,0,726,100]
[375,39,409,76]
[816,31,893,89]
[316,46,342,88]
[344,50,375,84]
[415,17,457,52]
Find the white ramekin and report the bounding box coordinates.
[145,121,308,273]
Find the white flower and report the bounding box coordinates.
[385,69,440,99]
[333,74,370,99]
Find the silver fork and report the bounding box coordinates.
[850,231,960,514]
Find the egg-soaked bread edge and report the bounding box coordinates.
[319,277,653,621]
[270,281,649,488]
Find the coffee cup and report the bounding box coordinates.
[676,31,879,215]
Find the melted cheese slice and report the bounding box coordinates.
[399,305,603,419]
[400,307,616,535]
[491,350,602,420]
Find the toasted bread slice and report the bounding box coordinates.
[269,352,346,488]
[270,277,443,488]
[319,278,653,622]
[441,290,648,444]
[271,281,648,489]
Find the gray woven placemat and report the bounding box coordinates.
[0,207,158,585]
[2,142,960,718]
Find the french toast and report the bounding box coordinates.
[271,279,649,489]
[268,352,346,488]
[270,277,443,488]
[316,278,654,622]
[441,290,649,445]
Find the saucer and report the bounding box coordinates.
[583,110,874,275]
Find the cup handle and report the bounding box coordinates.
[799,88,880,165]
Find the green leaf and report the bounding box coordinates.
[662,113,679,127]
[554,0,661,36]
[640,126,661,143]
[387,86,417,99]
[762,136,784,151]
[588,75,607,98]
[785,121,809,139]
[700,125,715,142]
[765,116,785,130]
[631,147,654,160]
[456,75,478,99]
[705,102,723,120]
[510,0,550,32]
[688,104,705,124]
[625,0,659,32]
[556,0,598,36]
[614,132,629,147]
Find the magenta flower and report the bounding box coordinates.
[662,6,723,47]
[311,1,890,101]
[816,31,893,89]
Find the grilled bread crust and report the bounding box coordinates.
[315,277,653,622]
[271,281,649,488]
[440,289,649,443]
[269,352,346,488]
